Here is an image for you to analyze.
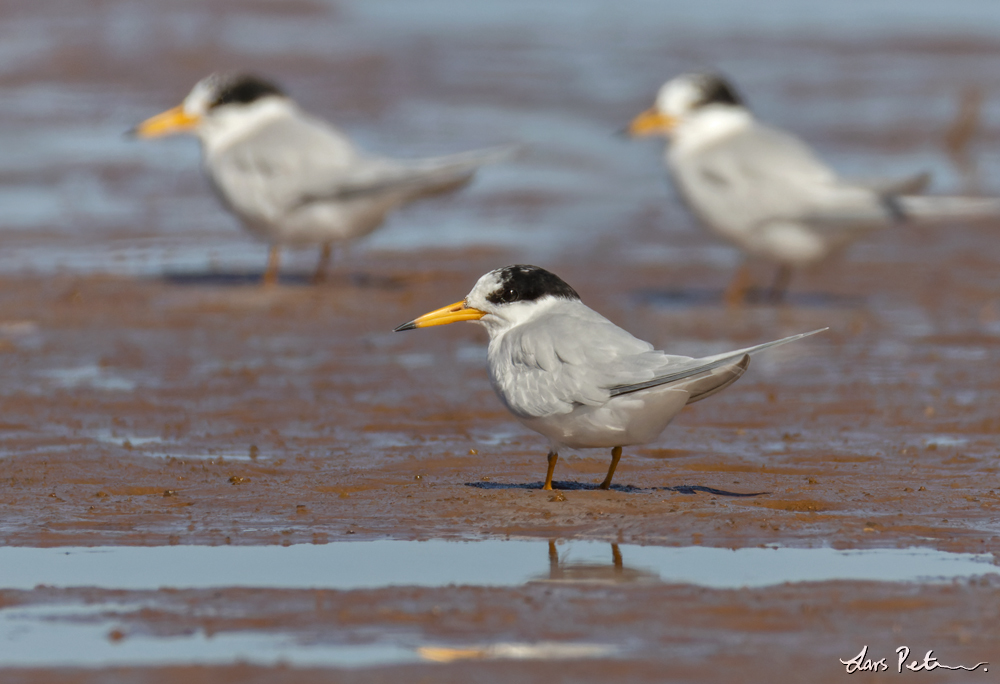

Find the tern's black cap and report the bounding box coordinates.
[693,74,743,108]
[210,74,285,109]
[486,265,580,306]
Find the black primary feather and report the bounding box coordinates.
[486,265,581,305]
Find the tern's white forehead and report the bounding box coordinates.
[182,76,218,116]
[467,270,503,305]
[656,75,704,115]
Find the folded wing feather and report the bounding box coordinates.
[608,328,826,397]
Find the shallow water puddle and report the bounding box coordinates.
[0,598,614,669]
[0,603,614,668]
[0,541,995,668]
[2,540,994,591]
[0,604,419,668]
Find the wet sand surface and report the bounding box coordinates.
[3,0,1000,680]
[0,249,996,549]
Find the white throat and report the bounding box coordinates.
[479,296,566,339]
[196,97,296,154]
[670,106,753,154]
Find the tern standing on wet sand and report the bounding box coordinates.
[132,72,512,285]
[628,73,1000,304]
[395,264,824,489]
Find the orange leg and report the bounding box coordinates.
[723,262,752,307]
[263,245,281,286]
[543,450,558,490]
[599,446,623,490]
[312,243,333,284]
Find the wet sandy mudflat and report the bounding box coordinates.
[0,246,997,552]
[4,0,1000,680]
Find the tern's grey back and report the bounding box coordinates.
[206,106,508,246]
[486,299,691,420]
[670,123,834,234]
[669,121,899,262]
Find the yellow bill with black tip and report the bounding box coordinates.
[627,108,678,136]
[130,105,200,138]
[394,300,485,331]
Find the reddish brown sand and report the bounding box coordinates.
[0,247,997,551]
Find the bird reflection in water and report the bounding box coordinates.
[417,541,637,663]
[531,540,660,585]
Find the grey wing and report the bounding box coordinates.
[673,124,891,233]
[210,112,511,220]
[207,112,363,222]
[492,308,690,418]
[297,144,517,205]
[609,328,827,398]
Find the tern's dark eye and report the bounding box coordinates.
[491,287,519,304]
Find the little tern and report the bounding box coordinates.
[133,73,512,285]
[395,264,824,489]
[628,73,1000,303]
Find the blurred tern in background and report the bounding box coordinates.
[133,73,513,285]
[395,264,824,489]
[628,73,1000,303]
